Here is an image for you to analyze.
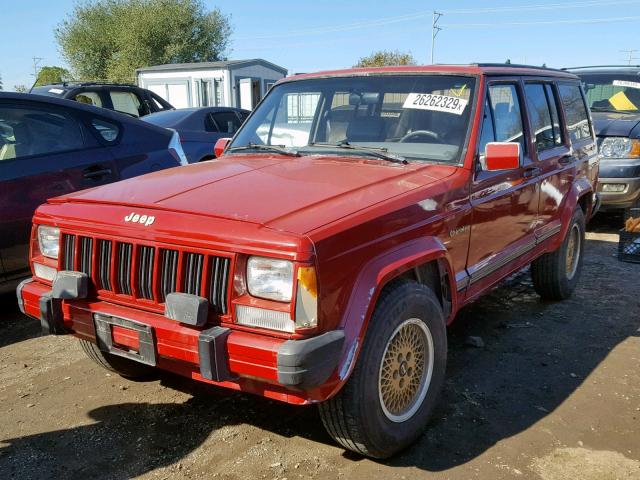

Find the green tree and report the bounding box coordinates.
[14,85,28,93]
[56,0,232,83]
[34,66,73,86]
[354,50,417,68]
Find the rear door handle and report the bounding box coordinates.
[523,166,541,178]
[83,167,112,179]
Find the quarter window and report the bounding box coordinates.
[0,104,84,161]
[110,91,143,117]
[558,84,593,143]
[524,83,563,152]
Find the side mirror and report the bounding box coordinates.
[484,142,520,171]
[214,138,231,158]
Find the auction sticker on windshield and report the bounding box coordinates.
[613,80,640,90]
[403,93,468,115]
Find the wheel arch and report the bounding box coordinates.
[324,236,457,400]
[550,177,593,250]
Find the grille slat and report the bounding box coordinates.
[79,237,93,277]
[60,234,230,315]
[98,240,112,291]
[63,235,76,271]
[117,243,133,295]
[137,246,155,300]
[209,257,230,314]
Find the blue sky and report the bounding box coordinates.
[2,0,640,90]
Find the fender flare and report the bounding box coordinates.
[550,176,593,250]
[326,236,456,398]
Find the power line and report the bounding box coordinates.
[441,0,640,14]
[236,0,640,40]
[442,15,640,28]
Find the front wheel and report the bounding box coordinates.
[531,207,585,300]
[319,281,447,458]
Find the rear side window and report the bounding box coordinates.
[558,84,593,143]
[110,91,143,117]
[91,118,120,142]
[211,111,242,134]
[524,83,563,152]
[0,104,84,161]
[487,84,525,149]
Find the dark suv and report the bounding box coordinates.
[568,66,640,217]
[31,82,174,118]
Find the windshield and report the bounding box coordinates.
[229,75,476,163]
[142,109,192,127]
[579,73,640,113]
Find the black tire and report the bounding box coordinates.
[531,207,585,300]
[319,280,447,459]
[79,339,153,378]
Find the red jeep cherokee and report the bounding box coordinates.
[18,64,599,458]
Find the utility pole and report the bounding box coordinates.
[31,56,43,80]
[620,49,639,65]
[431,11,443,65]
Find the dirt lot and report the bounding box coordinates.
[1,215,639,480]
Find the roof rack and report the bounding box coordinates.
[474,62,568,73]
[563,65,640,70]
[43,80,137,87]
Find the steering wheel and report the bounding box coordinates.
[399,130,442,143]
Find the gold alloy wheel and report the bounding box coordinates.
[378,318,434,423]
[565,224,581,280]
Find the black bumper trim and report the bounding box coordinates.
[39,293,66,335]
[199,326,235,382]
[16,278,32,316]
[277,330,345,389]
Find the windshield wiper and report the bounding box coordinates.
[306,140,408,164]
[227,142,301,157]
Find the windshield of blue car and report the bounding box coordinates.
[580,73,640,113]
[229,75,477,163]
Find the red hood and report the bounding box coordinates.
[53,154,455,234]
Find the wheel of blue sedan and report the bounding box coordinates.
[319,280,447,459]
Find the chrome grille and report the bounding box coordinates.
[60,233,230,314]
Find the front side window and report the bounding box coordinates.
[74,91,102,107]
[230,75,477,163]
[524,83,563,152]
[487,84,525,149]
[0,104,84,161]
[558,83,593,143]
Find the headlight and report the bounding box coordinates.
[600,137,640,158]
[37,226,60,259]
[247,256,293,302]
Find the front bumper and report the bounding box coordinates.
[598,158,640,209]
[18,276,344,404]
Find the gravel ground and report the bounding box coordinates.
[0,214,638,480]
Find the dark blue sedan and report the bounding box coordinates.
[142,107,250,163]
[0,92,188,291]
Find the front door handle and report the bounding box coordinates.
[523,166,541,178]
[83,167,112,179]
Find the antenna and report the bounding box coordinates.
[431,11,443,65]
